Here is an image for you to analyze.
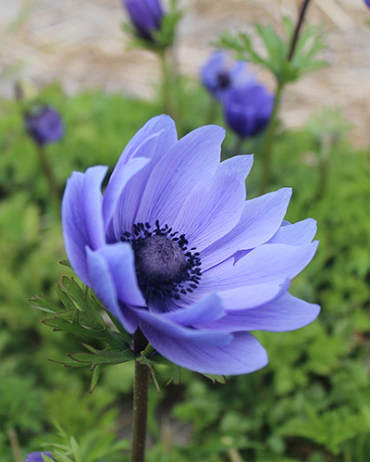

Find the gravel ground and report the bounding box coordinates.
[1,0,370,146]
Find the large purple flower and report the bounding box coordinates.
[25,106,64,147]
[62,115,319,375]
[200,51,253,100]
[223,83,274,139]
[123,0,164,42]
[25,453,55,462]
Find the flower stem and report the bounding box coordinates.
[159,47,177,118]
[287,0,312,62]
[259,81,283,195]
[259,0,313,194]
[131,329,150,462]
[36,145,61,215]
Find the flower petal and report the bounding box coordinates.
[162,293,225,326]
[103,156,150,234]
[217,279,290,311]
[136,308,232,345]
[62,172,91,285]
[142,329,268,375]
[86,244,144,333]
[201,242,319,290]
[83,166,108,250]
[135,125,225,226]
[203,293,320,332]
[104,116,178,236]
[172,155,253,251]
[201,188,292,269]
[268,218,317,246]
[115,114,177,165]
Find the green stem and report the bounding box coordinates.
[259,81,283,195]
[7,429,22,462]
[159,47,176,118]
[231,135,245,158]
[287,0,313,61]
[258,0,313,194]
[36,145,60,216]
[131,329,150,462]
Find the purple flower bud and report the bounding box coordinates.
[223,83,274,138]
[25,453,55,462]
[123,0,164,42]
[25,106,64,147]
[200,51,253,100]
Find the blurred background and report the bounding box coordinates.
[1,0,370,145]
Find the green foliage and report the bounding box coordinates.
[0,75,370,462]
[217,17,326,84]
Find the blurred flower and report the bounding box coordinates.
[25,106,64,147]
[223,83,274,138]
[200,51,253,100]
[365,0,370,8]
[25,453,55,462]
[123,0,164,42]
[62,115,319,376]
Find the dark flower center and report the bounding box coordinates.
[217,71,231,89]
[135,235,187,284]
[121,221,201,301]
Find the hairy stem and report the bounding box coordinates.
[131,329,150,462]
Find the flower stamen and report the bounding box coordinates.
[121,222,202,301]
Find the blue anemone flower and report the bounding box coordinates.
[25,453,55,462]
[25,106,64,147]
[62,115,320,375]
[223,83,274,138]
[123,0,164,42]
[200,51,253,100]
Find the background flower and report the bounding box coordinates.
[24,106,64,147]
[223,83,274,138]
[25,453,55,462]
[123,0,164,42]
[200,51,253,100]
[62,115,319,376]
[365,0,370,8]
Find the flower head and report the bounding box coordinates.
[123,0,164,42]
[62,115,320,376]
[365,0,370,8]
[223,83,274,138]
[200,51,253,100]
[25,453,55,462]
[25,106,64,147]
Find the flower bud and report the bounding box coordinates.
[223,83,274,138]
[25,106,64,147]
[123,0,164,42]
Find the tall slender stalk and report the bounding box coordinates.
[259,0,313,194]
[131,329,150,462]
[36,145,61,216]
[259,82,283,195]
[159,47,177,119]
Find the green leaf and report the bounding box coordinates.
[68,345,136,370]
[202,374,226,384]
